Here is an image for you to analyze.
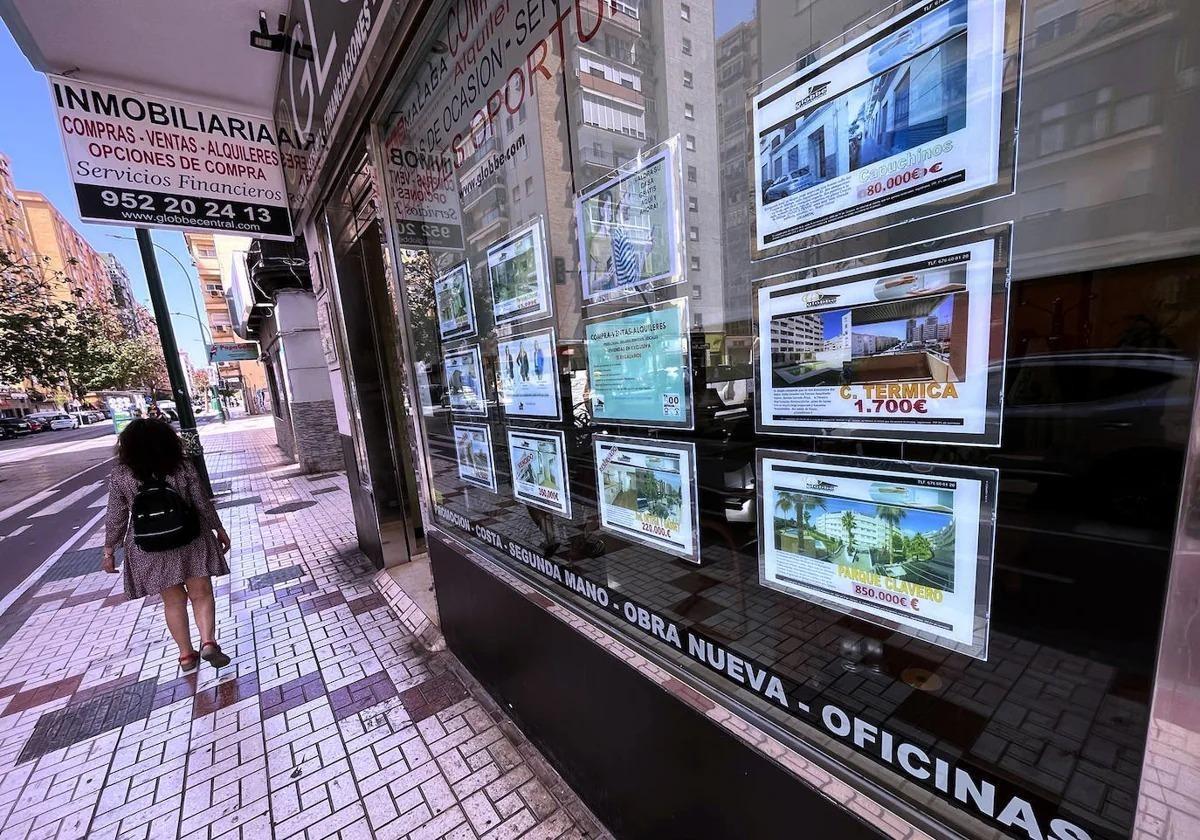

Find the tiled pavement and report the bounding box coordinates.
[0,417,608,840]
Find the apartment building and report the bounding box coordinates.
[16,189,112,314]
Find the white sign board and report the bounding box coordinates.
[49,76,294,240]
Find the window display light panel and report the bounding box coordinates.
[757,448,997,659]
[486,216,554,326]
[574,137,685,304]
[497,326,562,422]
[751,0,1020,257]
[754,225,1010,446]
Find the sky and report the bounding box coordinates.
[0,22,209,367]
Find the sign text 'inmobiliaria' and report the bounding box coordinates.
[49,76,294,240]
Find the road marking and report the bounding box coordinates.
[0,456,114,524]
[5,524,31,538]
[30,481,104,518]
[89,495,108,509]
[0,508,106,619]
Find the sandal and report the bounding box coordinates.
[179,651,200,673]
[199,641,231,669]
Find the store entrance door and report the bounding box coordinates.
[322,142,425,568]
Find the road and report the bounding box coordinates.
[0,416,221,602]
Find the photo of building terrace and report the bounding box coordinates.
[770,289,969,387]
[772,491,957,591]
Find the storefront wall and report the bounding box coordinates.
[284,0,1200,837]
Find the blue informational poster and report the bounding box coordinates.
[585,297,692,429]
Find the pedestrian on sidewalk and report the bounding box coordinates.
[101,418,233,672]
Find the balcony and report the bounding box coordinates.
[579,72,644,107]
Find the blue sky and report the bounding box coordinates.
[822,297,955,341]
[0,23,209,367]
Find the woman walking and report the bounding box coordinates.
[102,418,232,672]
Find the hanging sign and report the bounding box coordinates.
[48,76,294,240]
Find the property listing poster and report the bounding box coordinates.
[752,0,1007,251]
[453,423,497,492]
[758,451,995,657]
[594,436,699,563]
[444,345,486,416]
[585,298,692,429]
[756,231,1006,445]
[576,144,682,302]
[434,262,476,341]
[497,328,561,421]
[507,429,571,518]
[487,218,552,325]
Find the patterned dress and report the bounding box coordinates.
[104,462,229,599]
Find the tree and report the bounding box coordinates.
[191,368,211,397]
[0,248,75,388]
[775,492,796,533]
[841,510,857,557]
[875,505,906,562]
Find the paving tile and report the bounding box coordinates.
[0,419,606,840]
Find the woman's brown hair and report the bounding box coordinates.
[117,418,185,481]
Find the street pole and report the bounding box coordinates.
[135,227,213,496]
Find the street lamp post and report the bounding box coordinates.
[134,228,212,496]
[171,310,227,424]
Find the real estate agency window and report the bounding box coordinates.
[374,2,1200,840]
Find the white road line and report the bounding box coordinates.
[89,495,109,509]
[0,455,114,524]
[0,508,106,619]
[29,481,104,518]
[6,524,31,538]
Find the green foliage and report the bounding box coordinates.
[0,246,167,396]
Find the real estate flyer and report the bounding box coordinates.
[434,261,476,340]
[576,145,682,303]
[487,217,552,325]
[507,428,571,517]
[454,423,497,492]
[758,451,995,657]
[756,230,1006,445]
[497,327,561,421]
[752,0,1007,251]
[594,436,699,563]
[585,298,692,429]
[444,344,486,416]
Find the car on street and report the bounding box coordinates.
[45,413,76,431]
[24,415,51,432]
[69,411,92,427]
[0,417,34,439]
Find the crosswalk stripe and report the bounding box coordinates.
[30,481,104,518]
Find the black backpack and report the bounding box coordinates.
[131,475,200,552]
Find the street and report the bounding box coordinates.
[0,422,118,602]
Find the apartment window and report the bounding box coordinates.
[688,196,698,212]
[683,70,693,89]
[1034,0,1079,47]
[525,177,534,196]
[512,185,521,203]
[692,285,703,300]
[684,103,695,120]
[682,37,692,56]
[688,226,699,241]
[687,165,697,182]
[680,3,690,21]
[689,256,700,271]
[686,134,696,151]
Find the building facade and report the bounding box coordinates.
[16,189,112,314]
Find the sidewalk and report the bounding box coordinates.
[0,417,608,840]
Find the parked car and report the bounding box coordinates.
[69,411,91,427]
[46,413,76,431]
[24,415,50,432]
[0,418,34,439]
[88,410,104,423]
